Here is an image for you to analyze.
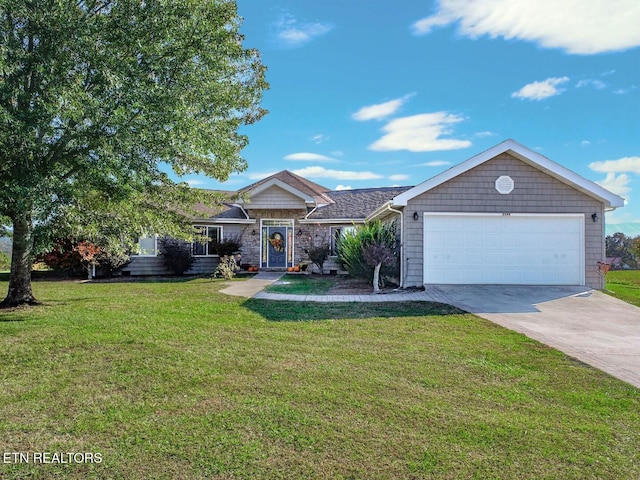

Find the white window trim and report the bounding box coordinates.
[135,234,158,257]
[192,225,223,257]
[330,225,357,255]
[260,219,295,268]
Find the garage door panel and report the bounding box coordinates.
[424,214,584,285]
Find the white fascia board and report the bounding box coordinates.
[392,139,625,209]
[366,201,401,222]
[231,203,251,219]
[191,218,256,224]
[298,218,366,224]
[244,178,316,204]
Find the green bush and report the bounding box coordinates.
[0,251,10,271]
[336,220,398,282]
[210,236,242,257]
[159,237,194,275]
[97,247,130,277]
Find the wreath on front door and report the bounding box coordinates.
[269,232,284,252]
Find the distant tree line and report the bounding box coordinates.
[606,233,640,269]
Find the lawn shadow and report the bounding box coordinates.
[0,305,40,321]
[243,298,466,322]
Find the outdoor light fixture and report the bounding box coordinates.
[297,229,303,236]
[591,213,598,222]
[251,229,256,236]
[413,211,419,221]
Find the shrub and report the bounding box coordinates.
[337,220,398,283]
[213,255,238,280]
[97,247,130,277]
[210,236,242,257]
[307,244,329,274]
[159,237,194,275]
[38,239,100,277]
[362,243,396,293]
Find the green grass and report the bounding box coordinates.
[264,274,334,295]
[0,278,638,479]
[605,270,640,306]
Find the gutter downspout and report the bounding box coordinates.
[238,205,250,220]
[305,205,318,219]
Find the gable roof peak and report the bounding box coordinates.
[239,169,334,205]
[392,139,625,209]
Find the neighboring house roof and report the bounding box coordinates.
[392,139,625,210]
[306,186,413,221]
[238,170,334,206]
[606,257,623,266]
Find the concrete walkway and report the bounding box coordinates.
[221,275,640,388]
[220,272,287,297]
[221,272,443,302]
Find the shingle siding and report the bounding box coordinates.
[124,256,220,276]
[245,186,307,210]
[403,153,605,289]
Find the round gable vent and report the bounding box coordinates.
[495,175,514,195]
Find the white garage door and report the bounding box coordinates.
[423,213,584,285]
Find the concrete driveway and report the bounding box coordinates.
[424,285,640,388]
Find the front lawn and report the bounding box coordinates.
[264,274,334,295]
[0,278,638,479]
[605,270,640,306]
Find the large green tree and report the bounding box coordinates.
[605,232,639,269]
[0,0,267,307]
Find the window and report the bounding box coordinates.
[330,226,356,255]
[136,235,158,256]
[192,226,222,256]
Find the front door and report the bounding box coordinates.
[267,227,287,268]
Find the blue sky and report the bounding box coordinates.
[184,0,640,229]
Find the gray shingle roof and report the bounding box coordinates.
[308,186,413,220]
[203,171,412,222]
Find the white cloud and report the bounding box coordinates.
[596,173,631,199]
[589,157,640,174]
[335,185,352,191]
[273,14,333,48]
[369,112,471,152]
[389,174,410,181]
[291,166,383,181]
[411,0,640,55]
[590,156,640,204]
[613,86,637,95]
[576,79,606,89]
[474,131,498,138]
[311,134,329,144]
[247,171,278,180]
[580,140,591,147]
[185,179,206,187]
[284,152,338,162]
[418,160,451,167]
[511,77,570,101]
[352,94,414,121]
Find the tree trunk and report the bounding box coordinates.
[0,213,38,308]
[372,262,381,294]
